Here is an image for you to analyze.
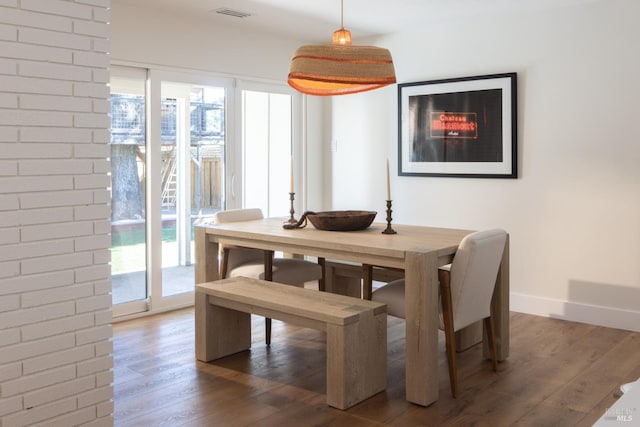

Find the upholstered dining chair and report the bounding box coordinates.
[371,229,507,397]
[212,208,325,345]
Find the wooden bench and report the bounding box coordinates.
[195,277,387,410]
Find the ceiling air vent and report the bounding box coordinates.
[214,8,252,18]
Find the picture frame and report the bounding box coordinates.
[398,73,517,178]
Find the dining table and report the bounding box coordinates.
[194,217,509,406]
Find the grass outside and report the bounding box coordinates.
[111,226,193,274]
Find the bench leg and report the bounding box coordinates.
[325,311,387,409]
[195,292,251,362]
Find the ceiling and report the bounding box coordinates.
[120,0,600,43]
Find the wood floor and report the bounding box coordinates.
[113,308,639,426]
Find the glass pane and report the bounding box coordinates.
[243,91,269,211]
[268,93,292,216]
[161,82,225,297]
[243,90,292,217]
[110,72,147,305]
[190,86,225,217]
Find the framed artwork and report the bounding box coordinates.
[398,73,517,178]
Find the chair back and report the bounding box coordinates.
[450,229,507,331]
[212,208,264,273]
[213,208,263,223]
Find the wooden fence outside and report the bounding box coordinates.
[160,149,223,211]
[191,157,222,210]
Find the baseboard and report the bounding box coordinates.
[511,292,640,332]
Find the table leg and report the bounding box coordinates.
[324,263,362,297]
[195,227,219,285]
[455,322,483,351]
[404,250,439,406]
[485,233,510,361]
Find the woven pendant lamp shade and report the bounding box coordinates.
[288,44,396,96]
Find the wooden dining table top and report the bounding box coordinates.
[198,217,474,269]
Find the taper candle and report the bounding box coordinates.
[290,156,294,193]
[386,158,391,200]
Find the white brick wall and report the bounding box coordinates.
[0,0,112,426]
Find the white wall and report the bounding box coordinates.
[0,0,113,425]
[110,1,304,82]
[330,0,640,331]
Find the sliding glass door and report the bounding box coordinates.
[110,68,301,317]
[159,81,226,298]
[110,66,232,316]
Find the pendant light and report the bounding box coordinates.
[288,0,396,96]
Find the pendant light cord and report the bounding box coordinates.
[340,0,344,29]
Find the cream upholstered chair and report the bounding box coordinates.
[213,208,324,345]
[371,229,507,397]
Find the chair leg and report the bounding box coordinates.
[220,247,231,279]
[265,318,272,346]
[362,264,373,300]
[318,257,326,292]
[444,320,457,398]
[439,269,458,398]
[484,316,498,372]
[264,250,274,346]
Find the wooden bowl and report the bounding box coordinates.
[306,210,377,231]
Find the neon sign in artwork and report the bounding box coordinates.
[430,112,478,139]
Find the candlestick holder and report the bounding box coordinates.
[286,192,297,224]
[382,200,397,234]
